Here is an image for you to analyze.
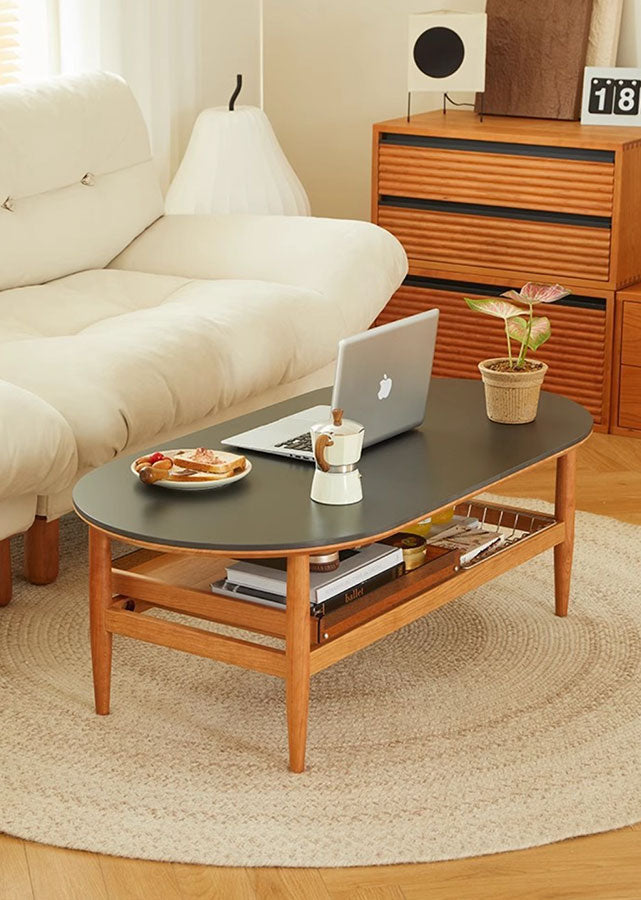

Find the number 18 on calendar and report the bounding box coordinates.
[581,67,641,127]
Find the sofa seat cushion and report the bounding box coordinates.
[0,270,344,471]
[111,213,408,337]
[0,269,191,341]
[0,381,77,502]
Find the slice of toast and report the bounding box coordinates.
[167,471,235,482]
[171,448,246,476]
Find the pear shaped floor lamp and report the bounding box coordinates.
[165,75,311,216]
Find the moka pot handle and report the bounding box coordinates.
[314,433,334,472]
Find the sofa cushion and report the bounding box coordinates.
[0,269,190,341]
[0,72,163,291]
[0,270,344,471]
[0,381,77,501]
[111,213,408,336]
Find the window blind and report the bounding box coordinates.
[0,0,20,85]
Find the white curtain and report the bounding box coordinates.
[15,0,263,190]
[56,0,202,190]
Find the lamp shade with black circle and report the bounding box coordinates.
[408,11,487,93]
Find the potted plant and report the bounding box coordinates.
[464,282,571,424]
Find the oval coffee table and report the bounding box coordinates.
[73,379,593,772]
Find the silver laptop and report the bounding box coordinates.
[222,308,439,461]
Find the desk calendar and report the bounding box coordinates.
[581,67,641,127]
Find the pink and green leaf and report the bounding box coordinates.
[501,282,571,306]
[464,297,522,320]
[507,315,551,351]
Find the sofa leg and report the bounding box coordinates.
[24,517,60,585]
[0,538,11,606]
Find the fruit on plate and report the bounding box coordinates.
[132,448,247,484]
[134,455,171,474]
[139,464,170,484]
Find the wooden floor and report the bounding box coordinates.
[2,432,641,900]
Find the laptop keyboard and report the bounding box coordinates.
[275,433,313,452]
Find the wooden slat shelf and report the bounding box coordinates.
[310,519,564,675]
[109,501,562,676]
[112,564,290,640]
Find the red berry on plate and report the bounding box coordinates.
[148,452,164,464]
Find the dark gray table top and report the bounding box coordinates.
[73,379,592,553]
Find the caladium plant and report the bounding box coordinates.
[464,282,571,369]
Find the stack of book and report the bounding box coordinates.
[211,542,404,616]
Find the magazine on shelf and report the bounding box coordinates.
[225,542,404,605]
[426,527,504,565]
[211,559,405,616]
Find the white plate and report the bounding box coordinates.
[130,449,252,491]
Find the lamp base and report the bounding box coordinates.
[406,91,485,122]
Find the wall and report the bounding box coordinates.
[263,0,484,220]
[199,1,261,111]
[264,0,640,221]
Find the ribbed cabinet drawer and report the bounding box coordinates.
[619,366,641,428]
[378,143,615,216]
[378,204,612,283]
[621,302,641,366]
[375,278,608,424]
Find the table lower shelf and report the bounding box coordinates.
[107,500,563,679]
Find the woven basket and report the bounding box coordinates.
[478,358,548,424]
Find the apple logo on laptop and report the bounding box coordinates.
[378,373,393,400]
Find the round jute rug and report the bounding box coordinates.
[2,499,641,867]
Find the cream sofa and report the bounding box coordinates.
[0,382,77,604]
[0,71,407,596]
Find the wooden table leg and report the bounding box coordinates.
[0,538,11,607]
[554,449,577,617]
[24,516,59,585]
[286,553,310,773]
[89,527,113,714]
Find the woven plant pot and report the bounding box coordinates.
[478,358,548,424]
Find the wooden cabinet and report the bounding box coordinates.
[612,285,641,435]
[372,111,641,432]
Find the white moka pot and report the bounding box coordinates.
[310,408,364,505]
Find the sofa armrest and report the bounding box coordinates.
[110,214,408,332]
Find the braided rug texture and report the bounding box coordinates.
[1,499,640,866]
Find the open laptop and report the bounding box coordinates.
[222,308,439,461]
